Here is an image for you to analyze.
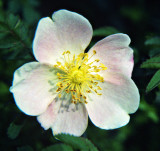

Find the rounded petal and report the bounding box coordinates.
[88,33,133,77]
[86,72,140,129]
[33,9,93,65]
[10,62,59,116]
[86,97,130,130]
[47,98,88,136]
[37,100,60,130]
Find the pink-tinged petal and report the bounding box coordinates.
[87,96,130,129]
[38,97,88,136]
[33,9,93,65]
[37,101,59,130]
[86,72,139,129]
[10,62,59,116]
[48,99,88,136]
[88,34,133,77]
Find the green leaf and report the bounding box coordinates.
[7,122,23,139]
[145,37,160,46]
[140,100,159,123]
[0,12,32,59]
[17,145,34,151]
[0,0,3,9]
[42,144,73,151]
[0,37,20,48]
[55,134,98,151]
[7,13,20,29]
[93,26,119,37]
[0,81,9,97]
[23,5,40,25]
[7,0,40,25]
[140,56,160,69]
[146,69,160,92]
[149,48,160,57]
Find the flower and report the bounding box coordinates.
[10,9,140,136]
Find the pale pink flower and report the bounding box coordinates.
[10,10,140,136]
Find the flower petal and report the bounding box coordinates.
[10,62,59,116]
[47,99,88,136]
[37,101,59,130]
[33,9,93,65]
[88,33,133,77]
[86,72,140,129]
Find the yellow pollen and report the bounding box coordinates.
[93,50,96,54]
[54,50,107,104]
[58,94,62,98]
[95,59,100,62]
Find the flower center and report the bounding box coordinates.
[54,50,107,104]
[70,69,84,84]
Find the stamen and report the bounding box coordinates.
[93,50,96,54]
[58,94,61,98]
[54,50,106,104]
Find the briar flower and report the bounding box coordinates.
[10,9,140,136]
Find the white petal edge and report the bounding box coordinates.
[50,100,88,136]
[88,33,133,78]
[85,72,140,129]
[10,62,59,116]
[33,9,93,65]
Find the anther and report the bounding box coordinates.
[88,85,92,89]
[56,88,61,92]
[84,100,88,104]
[72,95,76,99]
[86,90,91,93]
[58,94,62,98]
[79,93,82,97]
[57,73,61,76]
[55,50,106,104]
[83,96,87,99]
[94,89,98,93]
[95,59,100,62]
[97,93,102,95]
[57,61,61,65]
[93,50,96,54]
[65,89,69,93]
[95,69,101,72]
[94,82,98,85]
[66,50,71,54]
[97,86,102,90]
[62,51,66,55]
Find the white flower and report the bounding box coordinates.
[10,9,140,136]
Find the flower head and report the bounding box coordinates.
[10,9,140,136]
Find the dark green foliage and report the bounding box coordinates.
[55,134,98,151]
[42,144,73,151]
[141,36,160,92]
[17,145,34,151]
[7,0,40,26]
[140,99,159,123]
[145,37,160,46]
[93,26,119,37]
[7,122,23,139]
[146,70,160,92]
[141,57,160,69]
[0,12,32,60]
[148,48,160,57]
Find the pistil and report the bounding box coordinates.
[54,50,107,104]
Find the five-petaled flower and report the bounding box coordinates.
[10,9,140,136]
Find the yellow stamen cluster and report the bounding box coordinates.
[54,50,107,104]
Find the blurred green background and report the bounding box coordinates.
[1,0,160,151]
